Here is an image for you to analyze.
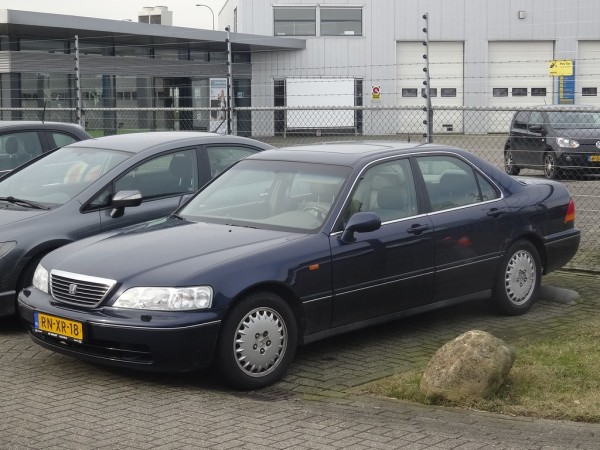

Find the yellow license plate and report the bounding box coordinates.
[34,312,84,342]
[589,155,600,162]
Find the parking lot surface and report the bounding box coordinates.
[2,271,600,449]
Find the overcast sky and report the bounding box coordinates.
[2,0,227,30]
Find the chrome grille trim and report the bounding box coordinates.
[50,269,117,308]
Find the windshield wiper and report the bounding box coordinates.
[0,196,49,210]
[225,222,258,229]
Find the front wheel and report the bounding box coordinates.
[492,240,541,316]
[504,148,521,176]
[543,152,561,179]
[215,292,297,390]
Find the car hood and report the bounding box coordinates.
[45,219,306,284]
[0,206,49,229]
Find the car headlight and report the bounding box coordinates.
[556,137,579,148]
[32,264,49,293]
[0,241,16,260]
[113,286,213,311]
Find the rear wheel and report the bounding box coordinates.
[215,291,297,390]
[492,240,541,315]
[543,152,561,179]
[504,148,521,175]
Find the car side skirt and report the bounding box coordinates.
[301,289,491,345]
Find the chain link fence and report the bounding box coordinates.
[2,105,598,271]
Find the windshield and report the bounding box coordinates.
[547,111,600,129]
[0,147,130,206]
[180,159,351,232]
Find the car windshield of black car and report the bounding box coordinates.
[0,147,130,207]
[180,159,351,232]
[547,111,600,129]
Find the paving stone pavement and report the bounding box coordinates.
[1,271,599,449]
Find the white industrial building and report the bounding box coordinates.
[220,0,600,133]
[3,2,600,136]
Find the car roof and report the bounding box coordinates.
[64,131,274,154]
[247,141,458,166]
[519,105,597,111]
[0,121,87,132]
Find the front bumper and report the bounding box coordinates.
[18,287,222,373]
[557,151,600,171]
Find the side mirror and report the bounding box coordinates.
[529,124,544,134]
[110,190,142,218]
[340,212,381,243]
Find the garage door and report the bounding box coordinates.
[577,41,600,106]
[396,41,463,134]
[488,41,554,132]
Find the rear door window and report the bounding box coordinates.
[0,131,44,171]
[114,148,199,200]
[48,131,82,150]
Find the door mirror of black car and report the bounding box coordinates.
[528,124,545,135]
[340,212,381,243]
[110,190,143,218]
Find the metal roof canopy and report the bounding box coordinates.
[0,9,306,53]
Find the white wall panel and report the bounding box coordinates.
[577,41,600,107]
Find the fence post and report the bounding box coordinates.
[74,35,83,127]
[226,26,233,135]
[422,13,433,143]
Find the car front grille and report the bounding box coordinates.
[50,270,116,308]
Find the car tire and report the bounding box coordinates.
[504,148,521,176]
[492,240,541,316]
[215,291,297,390]
[543,151,561,179]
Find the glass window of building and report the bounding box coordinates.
[190,49,209,62]
[531,88,547,97]
[273,7,316,36]
[320,8,362,36]
[115,44,151,58]
[19,38,69,54]
[154,47,181,60]
[79,41,113,56]
[582,87,597,96]
[441,88,457,97]
[209,51,228,63]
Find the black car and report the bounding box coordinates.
[19,142,580,389]
[0,121,91,177]
[504,105,600,179]
[0,131,272,317]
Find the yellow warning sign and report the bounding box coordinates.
[549,60,573,77]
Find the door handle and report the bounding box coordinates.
[487,208,505,218]
[407,223,430,235]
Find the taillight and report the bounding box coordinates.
[564,198,575,224]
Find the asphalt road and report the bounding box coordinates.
[1,271,600,449]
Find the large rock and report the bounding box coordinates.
[420,330,515,402]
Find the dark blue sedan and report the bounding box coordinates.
[18,142,580,389]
